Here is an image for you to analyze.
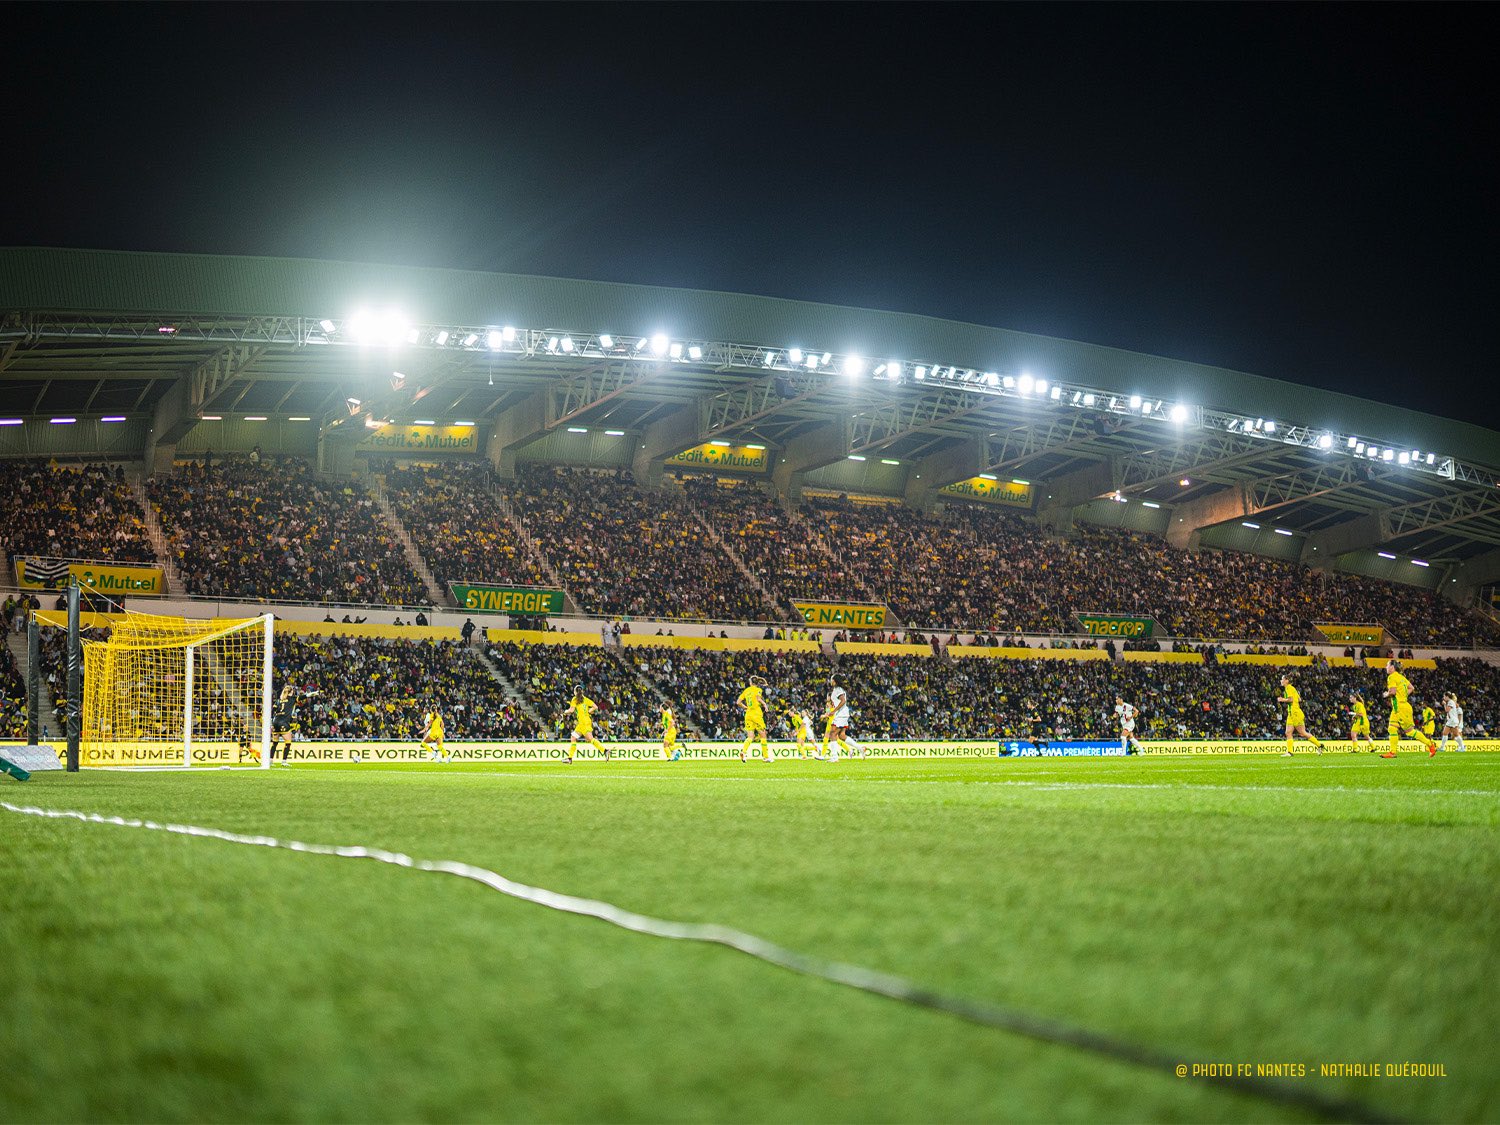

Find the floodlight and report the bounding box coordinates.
[1264,420,1277,434]
[709,440,732,447]
[546,336,560,353]
[1170,404,1188,424]
[1129,394,1142,410]
[979,473,997,480]
[406,328,420,344]
[1083,393,1096,407]
[788,348,803,363]
[843,355,864,376]
[847,454,866,461]
[1412,559,1429,567]
[745,444,767,451]
[688,345,703,360]
[648,334,668,356]
[414,419,436,426]
[887,361,901,379]
[1318,434,1333,449]
[1355,442,1366,454]
[1142,501,1161,509]
[764,351,778,365]
[1180,478,1190,486]
[1049,385,1062,400]
[1426,453,1436,465]
[390,372,406,390]
[1378,552,1397,559]
[805,353,819,369]
[365,417,385,429]
[1347,436,1357,448]
[820,353,832,367]
[561,336,576,353]
[1003,375,1017,389]
[486,330,504,350]
[881,458,900,466]
[1274,528,1294,536]
[502,326,516,342]
[288,417,311,422]
[605,430,626,437]
[319,319,336,334]
[1036,379,1049,394]
[985,372,1000,387]
[1398,452,1410,465]
[669,341,683,359]
[1018,374,1035,394]
[435,330,450,346]
[599,334,614,348]
[567,426,589,434]
[462,333,479,347]
[346,397,361,406]
[914,366,927,380]
[454,420,475,426]
[1383,449,1394,461]
[100,416,126,423]
[201,415,222,421]
[0,419,21,426]
[1242,522,1260,529]
[634,337,649,351]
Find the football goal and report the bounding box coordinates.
[80,611,274,768]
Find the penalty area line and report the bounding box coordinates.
[0,797,1398,1124]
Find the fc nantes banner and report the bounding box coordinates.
[357,423,478,454]
[1314,623,1385,646]
[15,558,165,596]
[793,600,888,629]
[666,442,770,472]
[450,583,565,615]
[940,476,1033,508]
[1076,612,1155,638]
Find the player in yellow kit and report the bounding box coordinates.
[564,687,609,763]
[780,705,816,759]
[737,675,771,762]
[1379,659,1437,758]
[1348,691,1373,750]
[1278,676,1323,755]
[1419,702,1437,738]
[419,710,449,762]
[659,705,681,761]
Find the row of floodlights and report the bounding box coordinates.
[0,416,130,426]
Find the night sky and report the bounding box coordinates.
[4,3,1494,423]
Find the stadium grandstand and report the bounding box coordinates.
[4,245,1500,746]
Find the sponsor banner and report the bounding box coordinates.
[940,476,1033,507]
[15,558,166,596]
[71,738,1500,765]
[998,739,1126,757]
[794,601,888,629]
[356,423,478,454]
[666,442,770,472]
[1314,623,1385,646]
[1076,612,1155,638]
[450,583,565,615]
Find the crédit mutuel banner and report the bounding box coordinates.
[1314,623,1386,646]
[793,601,888,629]
[357,423,478,454]
[1076,612,1156,638]
[939,476,1033,507]
[449,583,566,615]
[666,442,770,472]
[15,558,165,596]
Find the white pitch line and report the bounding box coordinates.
[285,766,1498,798]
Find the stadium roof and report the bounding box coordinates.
[4,246,1500,571]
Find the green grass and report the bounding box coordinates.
[2,753,1497,1123]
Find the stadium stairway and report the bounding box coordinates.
[685,507,787,623]
[371,491,453,608]
[490,487,582,615]
[5,631,60,741]
[128,473,187,594]
[472,647,549,729]
[604,646,708,739]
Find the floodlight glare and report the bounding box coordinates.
[651,334,670,356]
[1035,379,1049,394]
[1169,404,1189,424]
[406,328,420,344]
[1317,434,1333,449]
[454,420,475,426]
[1003,375,1017,389]
[1398,452,1410,465]
[819,353,832,367]
[788,348,803,363]
[1018,373,1035,394]
[1129,395,1142,410]
[843,355,864,376]
[486,330,504,350]
[887,361,901,379]
[502,326,516,342]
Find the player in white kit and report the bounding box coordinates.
[822,675,867,761]
[1440,692,1467,752]
[1114,696,1143,755]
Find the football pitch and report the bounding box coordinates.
[2,753,1496,1123]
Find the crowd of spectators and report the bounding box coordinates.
[0,645,26,738]
[384,461,550,592]
[274,635,538,740]
[486,639,663,739]
[0,460,156,566]
[505,466,775,621]
[150,456,426,606]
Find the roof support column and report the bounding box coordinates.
[485,389,548,479]
[773,418,852,504]
[1164,484,1253,550]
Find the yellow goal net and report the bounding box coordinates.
[81,612,274,768]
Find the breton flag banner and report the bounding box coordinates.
[19,557,69,586]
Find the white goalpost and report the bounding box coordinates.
[82,612,275,768]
